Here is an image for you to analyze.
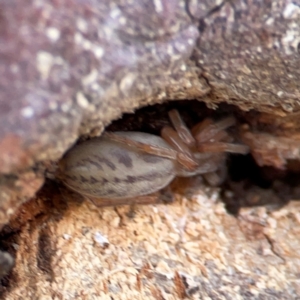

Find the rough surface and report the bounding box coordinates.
[1,0,300,223]
[196,0,300,114]
[2,183,300,299]
[1,0,300,298]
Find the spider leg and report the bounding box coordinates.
[104,131,198,170]
[194,116,236,143]
[192,116,249,154]
[103,132,178,160]
[191,118,213,137]
[87,187,175,207]
[198,142,249,154]
[206,130,231,143]
[87,194,163,207]
[168,109,195,146]
[161,126,199,170]
[161,126,193,157]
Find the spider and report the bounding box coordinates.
[58,109,249,206]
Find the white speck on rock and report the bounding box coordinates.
[283,3,300,19]
[36,51,54,80]
[180,64,187,71]
[63,234,72,240]
[82,69,98,86]
[46,27,60,42]
[282,30,295,43]
[94,232,109,247]
[92,45,104,59]
[82,39,92,50]
[74,32,104,58]
[187,38,195,45]
[119,73,136,94]
[74,32,83,44]
[277,91,284,97]
[118,16,127,25]
[61,102,72,113]
[21,106,34,118]
[167,44,174,55]
[76,92,89,108]
[265,17,274,25]
[281,27,300,54]
[153,0,163,13]
[6,208,14,216]
[110,7,121,19]
[76,18,88,32]
[91,82,101,91]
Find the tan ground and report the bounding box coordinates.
[4,181,300,300]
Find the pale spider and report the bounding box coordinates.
[58,109,249,206]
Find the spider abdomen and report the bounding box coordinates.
[58,132,176,199]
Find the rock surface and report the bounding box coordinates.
[2,183,300,299]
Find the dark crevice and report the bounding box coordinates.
[0,229,19,297]
[223,153,297,215]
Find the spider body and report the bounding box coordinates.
[59,132,176,199]
[58,109,249,204]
